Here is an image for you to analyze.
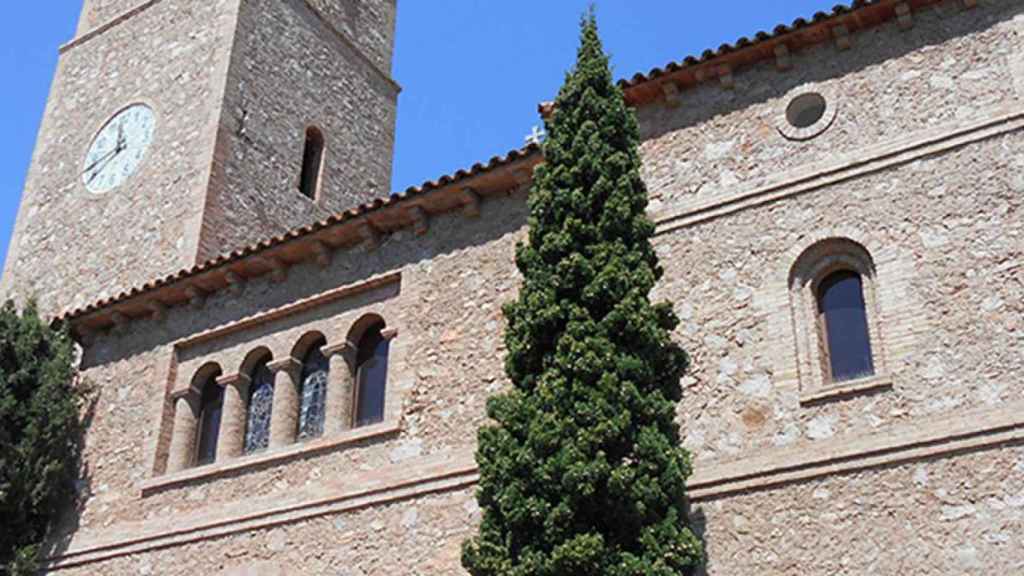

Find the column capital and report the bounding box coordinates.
[169,386,198,401]
[267,356,302,374]
[323,341,357,360]
[216,372,252,389]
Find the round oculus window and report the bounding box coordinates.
[786,93,828,129]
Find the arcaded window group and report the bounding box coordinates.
[168,315,394,473]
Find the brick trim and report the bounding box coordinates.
[140,420,401,495]
[655,102,1024,234]
[48,401,1024,569]
[60,0,164,54]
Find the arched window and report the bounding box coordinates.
[298,337,329,440]
[817,270,875,383]
[194,369,224,466]
[354,322,389,427]
[299,127,325,200]
[244,356,275,454]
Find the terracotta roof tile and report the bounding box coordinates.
[618,0,880,89]
[60,144,541,322]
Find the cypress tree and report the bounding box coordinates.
[463,13,703,576]
[0,302,84,575]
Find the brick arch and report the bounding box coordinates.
[784,231,891,400]
[345,312,387,348]
[788,236,876,292]
[238,346,274,376]
[778,226,886,287]
[291,330,328,361]
[189,361,224,393]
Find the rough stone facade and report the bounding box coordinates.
[4,0,1024,574]
[2,0,397,315]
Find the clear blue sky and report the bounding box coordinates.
[0,1,834,267]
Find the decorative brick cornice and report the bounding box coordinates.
[61,145,538,342]
[60,0,164,54]
[615,0,970,108]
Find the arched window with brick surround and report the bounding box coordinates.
[243,351,275,454]
[816,270,875,383]
[298,126,325,200]
[296,334,329,440]
[353,319,390,427]
[789,236,889,401]
[194,368,225,466]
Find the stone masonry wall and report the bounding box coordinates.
[78,1,397,75]
[50,445,1024,575]
[41,0,1024,573]
[639,0,1022,216]
[306,0,397,74]
[659,131,1024,468]
[59,191,527,537]
[76,0,148,35]
[199,0,399,261]
[2,0,238,316]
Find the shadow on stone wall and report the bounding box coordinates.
[42,381,100,567]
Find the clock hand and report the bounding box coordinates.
[86,146,125,183]
[82,146,119,175]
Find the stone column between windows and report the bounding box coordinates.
[268,357,302,448]
[323,342,357,435]
[217,373,251,459]
[166,391,200,474]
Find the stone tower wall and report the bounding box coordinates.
[4,0,399,313]
[2,0,239,315]
[306,0,398,74]
[197,0,399,262]
[36,0,1024,574]
[75,0,150,34]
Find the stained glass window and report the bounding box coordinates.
[355,323,389,427]
[298,340,329,440]
[818,271,875,383]
[195,373,223,466]
[244,359,275,454]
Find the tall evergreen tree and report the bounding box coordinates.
[463,13,703,576]
[0,302,84,575]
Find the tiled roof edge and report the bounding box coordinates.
[62,0,967,328]
[60,144,541,327]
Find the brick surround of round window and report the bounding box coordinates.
[777,88,838,141]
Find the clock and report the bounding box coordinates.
[82,104,156,194]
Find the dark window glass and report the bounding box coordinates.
[299,128,325,200]
[355,324,389,427]
[818,271,875,383]
[298,340,329,440]
[195,375,224,466]
[244,359,275,453]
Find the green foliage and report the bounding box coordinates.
[463,13,703,576]
[0,302,84,575]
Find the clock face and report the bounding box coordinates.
[82,104,156,194]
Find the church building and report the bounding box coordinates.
[3,0,1023,573]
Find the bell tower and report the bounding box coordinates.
[2,0,399,315]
